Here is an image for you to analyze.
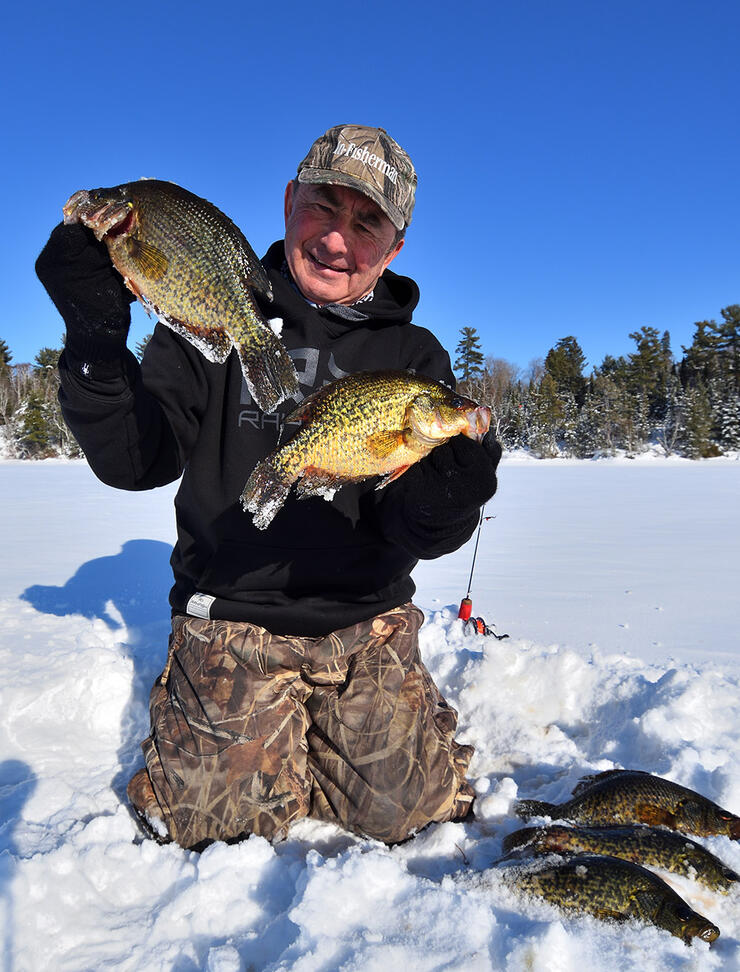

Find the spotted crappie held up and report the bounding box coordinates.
[62,179,299,413]
[241,370,492,530]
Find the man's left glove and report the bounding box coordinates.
[378,430,502,559]
[35,222,135,364]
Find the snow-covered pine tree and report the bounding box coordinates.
[680,382,719,458]
[656,373,684,456]
[529,373,562,457]
[589,365,633,454]
[627,325,673,424]
[571,389,601,457]
[716,305,740,396]
[498,383,531,451]
[559,391,580,456]
[717,394,740,451]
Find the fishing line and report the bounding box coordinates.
[458,506,508,639]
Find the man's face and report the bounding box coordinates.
[283,181,404,306]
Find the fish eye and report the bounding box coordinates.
[675,905,694,921]
[450,396,465,408]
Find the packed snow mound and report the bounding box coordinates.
[2,605,739,970]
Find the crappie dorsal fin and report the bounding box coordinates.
[366,430,405,460]
[572,769,631,796]
[283,398,318,425]
[283,378,339,424]
[501,827,543,854]
[244,264,272,302]
[514,799,558,820]
[126,236,169,280]
[235,236,273,302]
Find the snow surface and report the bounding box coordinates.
[1,455,739,971]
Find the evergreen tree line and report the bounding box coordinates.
[0,334,151,458]
[0,338,79,458]
[1,308,738,460]
[453,305,740,459]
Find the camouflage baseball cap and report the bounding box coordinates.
[296,124,417,231]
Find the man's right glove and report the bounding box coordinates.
[377,430,502,560]
[35,222,135,362]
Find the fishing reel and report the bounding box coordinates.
[458,597,509,640]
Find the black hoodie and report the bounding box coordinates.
[58,241,478,636]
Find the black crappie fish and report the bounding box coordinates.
[241,370,491,530]
[502,854,720,944]
[503,823,740,892]
[515,769,740,839]
[63,179,298,413]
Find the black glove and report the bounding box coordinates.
[403,429,502,518]
[35,222,135,361]
[379,430,502,559]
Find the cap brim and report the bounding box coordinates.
[297,168,406,231]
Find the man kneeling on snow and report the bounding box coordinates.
[35,124,501,849]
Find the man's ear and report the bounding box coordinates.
[383,236,404,271]
[284,180,296,228]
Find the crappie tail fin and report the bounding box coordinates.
[241,457,293,530]
[514,799,557,820]
[236,325,299,415]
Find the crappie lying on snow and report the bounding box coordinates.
[502,854,720,944]
[503,823,740,892]
[515,769,740,839]
[241,370,491,530]
[63,179,298,413]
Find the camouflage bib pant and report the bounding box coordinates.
[131,603,474,849]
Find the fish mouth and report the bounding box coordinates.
[687,919,720,944]
[463,405,491,442]
[409,404,491,447]
[63,190,135,242]
[103,207,136,238]
[62,189,91,222]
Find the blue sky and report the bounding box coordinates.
[5,0,738,377]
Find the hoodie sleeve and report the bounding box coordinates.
[58,323,209,490]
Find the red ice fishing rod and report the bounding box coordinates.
[458,507,508,639]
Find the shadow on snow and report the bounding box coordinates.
[20,539,174,803]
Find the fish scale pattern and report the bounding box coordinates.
[63,178,298,411]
